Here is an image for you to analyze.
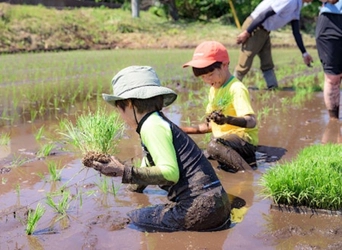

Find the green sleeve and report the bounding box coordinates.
[138,113,180,183]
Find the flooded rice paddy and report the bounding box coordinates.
[0,50,342,250]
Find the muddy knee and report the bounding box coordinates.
[207,139,221,159]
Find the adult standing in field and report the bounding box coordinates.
[234,0,314,89]
[316,0,342,120]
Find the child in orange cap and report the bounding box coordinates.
[182,41,259,173]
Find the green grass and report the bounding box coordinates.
[259,144,342,210]
[0,3,316,54]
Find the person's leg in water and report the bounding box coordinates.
[206,134,257,173]
[127,186,230,232]
[258,30,278,89]
[324,73,342,120]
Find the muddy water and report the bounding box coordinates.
[0,87,342,250]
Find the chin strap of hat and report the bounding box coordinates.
[132,103,139,125]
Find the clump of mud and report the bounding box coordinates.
[82,151,112,168]
[89,212,130,231]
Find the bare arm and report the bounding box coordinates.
[181,122,212,134]
[290,20,313,67]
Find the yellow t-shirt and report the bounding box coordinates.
[206,77,258,145]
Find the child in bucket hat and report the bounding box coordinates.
[182,41,259,173]
[82,65,231,232]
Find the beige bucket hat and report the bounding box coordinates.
[103,66,177,107]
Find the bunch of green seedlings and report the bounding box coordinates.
[259,143,342,210]
[46,190,71,216]
[59,107,124,155]
[211,87,233,112]
[37,161,64,182]
[25,203,46,235]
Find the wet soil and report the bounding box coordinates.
[0,86,341,249]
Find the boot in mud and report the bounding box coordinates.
[262,69,278,90]
[328,107,339,120]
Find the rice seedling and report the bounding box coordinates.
[211,87,233,112]
[25,203,46,235]
[291,87,315,106]
[45,190,71,216]
[0,133,10,145]
[96,176,110,194]
[110,179,121,196]
[199,133,212,148]
[29,110,38,123]
[1,177,8,184]
[59,107,124,155]
[10,154,28,168]
[47,161,64,181]
[259,143,342,210]
[257,106,271,122]
[34,125,45,141]
[182,117,191,126]
[36,143,55,158]
[15,183,20,198]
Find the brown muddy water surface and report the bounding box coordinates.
[1,85,342,249]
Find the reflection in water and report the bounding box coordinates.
[229,194,248,224]
[27,235,44,250]
[321,120,342,144]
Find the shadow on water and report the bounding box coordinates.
[0,83,342,249]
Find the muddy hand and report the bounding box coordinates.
[208,110,227,125]
[92,158,124,177]
[303,52,313,67]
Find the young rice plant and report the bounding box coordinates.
[259,143,342,210]
[25,203,46,235]
[59,107,124,155]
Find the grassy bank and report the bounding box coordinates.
[0,3,316,53]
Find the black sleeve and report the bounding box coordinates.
[226,116,247,128]
[247,7,276,34]
[291,19,306,54]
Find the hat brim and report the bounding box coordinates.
[103,86,177,107]
[182,59,217,68]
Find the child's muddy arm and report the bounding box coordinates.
[122,166,175,186]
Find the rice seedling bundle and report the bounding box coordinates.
[259,143,342,210]
[60,107,124,155]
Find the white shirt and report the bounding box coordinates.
[250,0,303,31]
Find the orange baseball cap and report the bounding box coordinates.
[183,41,229,68]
